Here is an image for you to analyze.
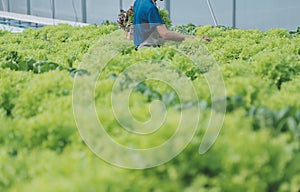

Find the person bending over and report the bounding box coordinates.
[133,0,211,49]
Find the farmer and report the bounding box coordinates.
[133,0,211,49]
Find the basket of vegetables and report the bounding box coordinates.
[117,7,134,40]
[117,6,172,40]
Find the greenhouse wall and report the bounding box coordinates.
[0,0,299,30]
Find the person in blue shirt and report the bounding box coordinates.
[133,0,211,49]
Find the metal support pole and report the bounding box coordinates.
[119,0,123,10]
[51,0,55,19]
[206,0,218,26]
[26,0,31,15]
[164,0,170,18]
[232,0,236,28]
[7,0,10,12]
[82,0,87,23]
[1,0,5,11]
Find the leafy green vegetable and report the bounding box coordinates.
[0,25,300,192]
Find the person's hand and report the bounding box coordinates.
[200,36,212,42]
[182,35,212,42]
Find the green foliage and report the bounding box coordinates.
[196,26,300,89]
[0,24,118,69]
[172,23,197,35]
[253,52,299,89]
[175,110,295,191]
[289,27,300,37]
[0,25,300,192]
[158,8,172,29]
[1,51,63,74]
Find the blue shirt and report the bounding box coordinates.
[133,0,164,47]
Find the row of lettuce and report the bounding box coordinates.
[0,24,300,191]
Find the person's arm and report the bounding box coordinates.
[156,24,194,41]
[156,24,212,42]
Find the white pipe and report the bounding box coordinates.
[206,0,218,26]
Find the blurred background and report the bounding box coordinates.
[0,0,299,30]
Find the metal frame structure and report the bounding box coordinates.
[1,0,9,12]
[1,0,237,27]
[232,0,236,28]
[1,0,88,23]
[164,0,170,18]
[6,0,9,11]
[0,0,88,32]
[82,0,87,23]
[26,0,31,15]
[0,10,88,27]
[119,0,123,10]
[51,0,55,19]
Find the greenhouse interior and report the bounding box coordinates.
[0,0,299,192]
[0,0,299,31]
